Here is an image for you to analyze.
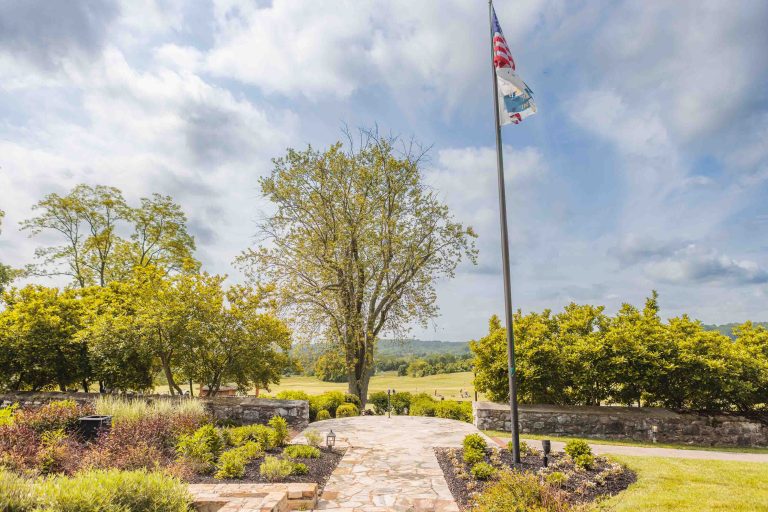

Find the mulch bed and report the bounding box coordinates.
[435,447,635,510]
[190,446,345,492]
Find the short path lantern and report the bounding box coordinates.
[326,429,336,450]
[541,439,551,468]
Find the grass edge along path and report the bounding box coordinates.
[485,430,768,454]
[599,455,768,511]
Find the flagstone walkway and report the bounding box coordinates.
[294,416,490,512]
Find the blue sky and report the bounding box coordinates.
[1,0,767,341]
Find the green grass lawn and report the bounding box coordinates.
[156,371,480,401]
[601,456,768,511]
[485,430,768,454]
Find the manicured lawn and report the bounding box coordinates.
[156,371,480,401]
[486,430,768,454]
[601,456,768,511]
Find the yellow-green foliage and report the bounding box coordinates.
[0,468,191,512]
[176,424,225,473]
[304,429,322,448]
[564,439,592,459]
[214,442,264,479]
[471,470,573,512]
[463,446,485,465]
[544,471,568,488]
[95,395,208,423]
[283,444,321,459]
[335,403,359,417]
[316,410,331,421]
[268,416,289,446]
[470,462,496,480]
[573,453,595,470]
[292,462,308,475]
[517,440,540,457]
[463,433,487,452]
[259,456,295,481]
[0,404,17,426]
[226,424,277,450]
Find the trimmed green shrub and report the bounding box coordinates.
[573,453,595,470]
[215,442,264,479]
[390,392,412,415]
[259,456,294,481]
[545,471,568,487]
[176,424,225,473]
[292,462,309,475]
[433,400,473,423]
[463,446,485,465]
[304,429,322,447]
[226,424,276,450]
[408,393,435,417]
[316,410,331,421]
[336,403,359,417]
[283,444,321,459]
[343,393,362,408]
[275,391,310,401]
[268,416,290,447]
[308,391,346,420]
[564,439,592,459]
[463,433,488,453]
[368,391,389,414]
[472,470,574,512]
[471,461,497,480]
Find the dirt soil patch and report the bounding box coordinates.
[190,447,345,492]
[435,447,635,510]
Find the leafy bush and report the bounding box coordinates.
[37,429,79,475]
[226,424,276,450]
[343,393,361,408]
[0,404,17,426]
[0,469,36,512]
[215,442,263,479]
[176,424,225,473]
[275,390,310,401]
[16,400,91,433]
[0,469,192,512]
[573,453,595,470]
[268,416,290,447]
[545,471,568,487]
[0,423,39,472]
[471,470,573,512]
[564,439,592,459]
[434,400,473,423]
[390,392,412,415]
[283,444,321,459]
[336,403,359,417]
[316,410,332,421]
[409,393,435,417]
[308,391,346,420]
[471,462,497,480]
[259,456,294,481]
[463,446,485,465]
[463,433,488,453]
[304,429,322,447]
[292,462,309,475]
[368,392,388,415]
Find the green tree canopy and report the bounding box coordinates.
[238,130,477,405]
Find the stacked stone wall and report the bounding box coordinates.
[473,401,768,447]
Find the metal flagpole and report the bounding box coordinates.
[488,0,521,464]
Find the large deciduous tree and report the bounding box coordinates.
[238,131,477,405]
[21,185,198,287]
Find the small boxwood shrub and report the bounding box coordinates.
[283,444,321,459]
[573,453,595,470]
[463,433,488,453]
[545,471,568,487]
[472,470,574,512]
[304,429,322,447]
[214,441,264,479]
[308,391,346,420]
[268,416,289,447]
[259,456,295,481]
[336,403,359,417]
[471,461,497,480]
[226,424,276,450]
[316,410,332,421]
[292,462,309,475]
[463,446,485,465]
[564,439,592,459]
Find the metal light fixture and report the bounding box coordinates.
[326,429,336,450]
[651,425,659,444]
[541,439,551,468]
[387,389,396,418]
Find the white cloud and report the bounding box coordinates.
[644,244,768,285]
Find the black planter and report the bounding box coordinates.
[78,415,112,440]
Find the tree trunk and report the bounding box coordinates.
[82,380,89,393]
[161,354,183,396]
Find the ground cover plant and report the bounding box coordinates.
[435,436,634,510]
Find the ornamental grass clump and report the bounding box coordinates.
[95,395,209,424]
[283,444,321,459]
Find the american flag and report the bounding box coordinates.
[491,6,536,125]
[492,8,515,71]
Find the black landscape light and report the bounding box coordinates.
[541,439,551,468]
[78,415,112,441]
[387,389,396,418]
[326,429,336,450]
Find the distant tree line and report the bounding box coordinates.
[472,292,768,413]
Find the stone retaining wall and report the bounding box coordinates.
[473,401,768,447]
[0,392,309,431]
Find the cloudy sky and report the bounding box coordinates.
[1,0,767,341]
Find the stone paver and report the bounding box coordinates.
[189,482,317,512]
[296,416,490,512]
[507,437,768,462]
